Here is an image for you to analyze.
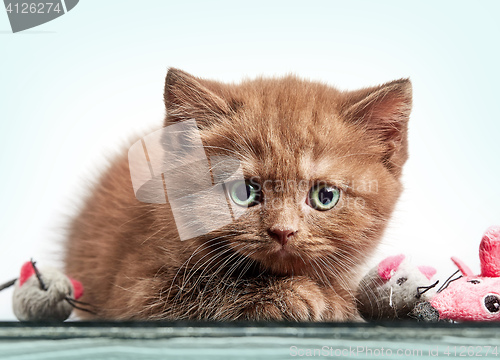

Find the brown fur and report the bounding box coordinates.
[64,69,412,321]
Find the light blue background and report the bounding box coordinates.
[0,0,499,320]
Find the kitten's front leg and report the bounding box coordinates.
[231,276,360,321]
[206,276,344,321]
[237,276,327,321]
[175,273,358,321]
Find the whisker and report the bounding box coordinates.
[65,297,98,316]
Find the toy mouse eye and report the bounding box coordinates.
[396,277,407,286]
[468,279,481,285]
[484,294,500,313]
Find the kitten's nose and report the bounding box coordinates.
[268,227,297,246]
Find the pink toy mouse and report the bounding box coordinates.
[414,226,500,322]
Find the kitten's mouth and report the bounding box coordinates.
[231,238,307,276]
[259,244,310,275]
[276,247,287,256]
[274,245,292,258]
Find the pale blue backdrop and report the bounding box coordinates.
[0,0,499,320]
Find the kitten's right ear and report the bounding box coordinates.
[340,79,412,176]
[164,68,232,128]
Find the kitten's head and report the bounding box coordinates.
[163,68,412,283]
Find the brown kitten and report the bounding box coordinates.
[64,69,412,321]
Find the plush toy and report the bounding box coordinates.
[0,260,90,321]
[413,226,500,322]
[356,254,438,320]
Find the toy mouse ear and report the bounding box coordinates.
[418,266,436,280]
[480,226,500,277]
[19,261,35,287]
[69,278,84,300]
[378,254,405,280]
[451,256,474,277]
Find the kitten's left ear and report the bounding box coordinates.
[164,68,234,129]
[340,79,412,176]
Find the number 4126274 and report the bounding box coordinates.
[5,3,62,14]
[444,346,499,357]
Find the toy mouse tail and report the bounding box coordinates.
[0,278,17,292]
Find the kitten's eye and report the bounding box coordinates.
[228,180,260,207]
[307,184,340,211]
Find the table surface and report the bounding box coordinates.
[1,321,499,360]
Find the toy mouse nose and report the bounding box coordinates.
[411,301,440,322]
[268,227,297,246]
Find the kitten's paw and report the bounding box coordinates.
[239,276,327,321]
[280,277,327,321]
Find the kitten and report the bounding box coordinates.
[64,68,412,321]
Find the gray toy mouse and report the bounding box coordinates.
[1,260,88,321]
[356,254,438,320]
